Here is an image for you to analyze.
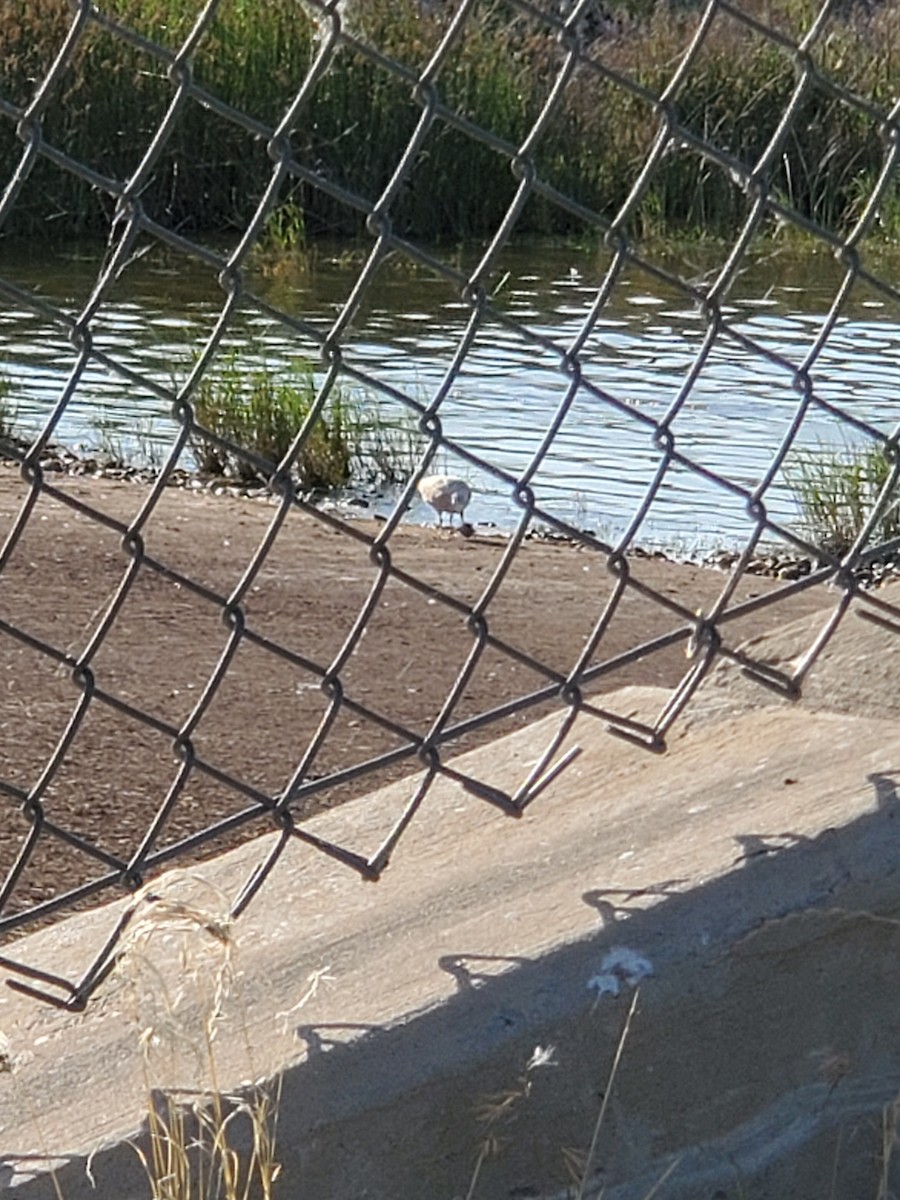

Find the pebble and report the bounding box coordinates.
[3,440,899,590]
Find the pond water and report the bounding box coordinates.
[1,238,899,552]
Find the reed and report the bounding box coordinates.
[788,442,900,559]
[0,373,14,446]
[2,0,899,245]
[190,353,423,491]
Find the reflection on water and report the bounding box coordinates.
[1,239,899,551]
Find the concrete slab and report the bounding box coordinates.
[0,676,899,1198]
[690,577,900,726]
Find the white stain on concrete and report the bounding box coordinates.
[588,947,654,997]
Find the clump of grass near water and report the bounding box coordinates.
[190,353,423,492]
[788,443,900,559]
[0,373,18,449]
[249,199,312,278]
[89,409,167,471]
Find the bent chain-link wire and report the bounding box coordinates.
[1,0,900,1006]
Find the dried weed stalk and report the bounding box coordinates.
[110,873,281,1200]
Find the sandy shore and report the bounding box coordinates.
[0,466,831,920]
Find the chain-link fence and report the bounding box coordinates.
[2,0,900,1007]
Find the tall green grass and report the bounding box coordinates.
[0,373,15,446]
[789,443,900,558]
[2,0,899,244]
[190,354,423,490]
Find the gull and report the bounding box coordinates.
[417,474,472,534]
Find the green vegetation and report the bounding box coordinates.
[788,442,900,558]
[0,374,25,462]
[0,374,14,446]
[89,410,166,470]
[190,354,423,490]
[250,200,311,276]
[3,0,900,245]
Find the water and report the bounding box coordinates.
[2,239,899,552]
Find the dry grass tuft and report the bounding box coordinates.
[109,873,282,1200]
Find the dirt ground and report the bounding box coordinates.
[0,466,834,924]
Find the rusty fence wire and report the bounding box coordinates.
[2,0,900,1007]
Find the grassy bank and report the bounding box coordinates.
[1,0,898,245]
[190,353,423,490]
